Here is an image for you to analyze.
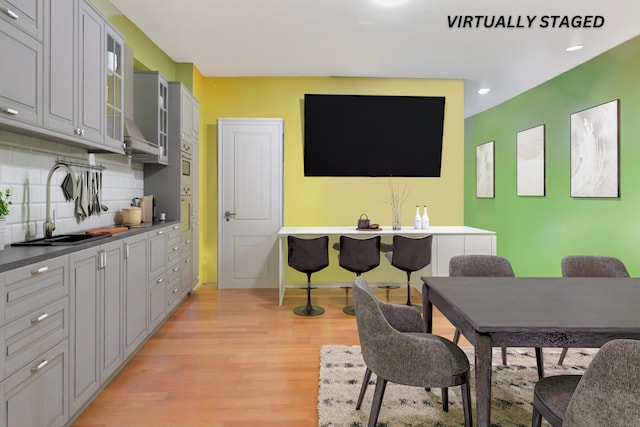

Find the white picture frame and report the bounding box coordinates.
[570,100,619,198]
[476,141,494,198]
[517,125,545,196]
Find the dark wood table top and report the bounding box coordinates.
[422,276,640,333]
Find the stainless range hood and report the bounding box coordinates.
[122,44,162,160]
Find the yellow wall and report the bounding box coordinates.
[200,77,464,283]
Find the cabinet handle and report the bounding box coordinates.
[172,267,179,272]
[102,251,107,269]
[31,313,49,324]
[125,243,130,259]
[31,266,49,275]
[0,106,19,115]
[173,225,179,230]
[157,277,164,284]
[185,240,191,244]
[173,246,179,251]
[0,7,18,20]
[173,288,179,294]
[185,259,191,264]
[31,359,49,373]
[157,230,164,235]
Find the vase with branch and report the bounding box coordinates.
[383,179,409,230]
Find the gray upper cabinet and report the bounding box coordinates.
[176,83,199,143]
[0,0,43,127]
[104,24,124,151]
[133,71,169,164]
[42,0,75,136]
[2,0,125,154]
[76,0,103,145]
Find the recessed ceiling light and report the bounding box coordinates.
[478,88,491,95]
[371,0,409,7]
[566,44,584,52]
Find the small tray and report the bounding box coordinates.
[356,227,382,231]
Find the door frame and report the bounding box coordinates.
[217,118,284,289]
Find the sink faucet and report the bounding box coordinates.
[44,162,77,239]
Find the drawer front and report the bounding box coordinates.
[167,242,182,266]
[3,256,68,323]
[1,340,67,427]
[166,224,181,245]
[2,297,67,377]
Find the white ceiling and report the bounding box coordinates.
[105,0,640,117]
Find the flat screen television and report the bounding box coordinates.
[303,94,445,177]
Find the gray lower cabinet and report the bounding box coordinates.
[123,232,148,360]
[0,255,69,427]
[0,223,189,426]
[148,227,168,331]
[68,240,123,415]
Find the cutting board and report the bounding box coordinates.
[86,227,129,235]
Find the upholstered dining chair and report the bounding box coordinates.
[558,255,630,364]
[287,235,329,316]
[384,235,433,309]
[337,235,381,315]
[352,276,472,427]
[532,339,640,427]
[449,254,544,375]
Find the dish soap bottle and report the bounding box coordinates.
[421,206,429,229]
[414,206,422,229]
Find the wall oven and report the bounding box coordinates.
[180,140,193,234]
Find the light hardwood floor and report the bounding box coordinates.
[72,284,468,426]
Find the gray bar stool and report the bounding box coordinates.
[337,235,381,315]
[384,234,433,309]
[287,235,329,316]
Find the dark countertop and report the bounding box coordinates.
[0,220,179,273]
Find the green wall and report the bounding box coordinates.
[464,36,640,277]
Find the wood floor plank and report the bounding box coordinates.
[71,285,467,426]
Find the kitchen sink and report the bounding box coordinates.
[12,233,112,246]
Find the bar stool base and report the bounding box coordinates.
[294,305,325,316]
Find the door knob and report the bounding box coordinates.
[224,211,236,222]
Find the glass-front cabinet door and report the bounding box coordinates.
[105,28,124,151]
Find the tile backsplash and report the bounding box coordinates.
[0,130,145,245]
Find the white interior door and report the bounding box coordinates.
[218,118,283,288]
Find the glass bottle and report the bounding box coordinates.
[414,206,421,229]
[421,206,429,229]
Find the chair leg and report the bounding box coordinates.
[441,387,449,412]
[453,329,461,344]
[531,402,543,427]
[558,347,569,365]
[369,377,387,427]
[501,347,507,365]
[535,347,545,379]
[405,272,420,310]
[293,273,324,316]
[342,285,355,315]
[461,381,473,427]
[356,368,373,410]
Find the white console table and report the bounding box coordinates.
[277,226,496,305]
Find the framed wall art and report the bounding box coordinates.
[516,124,545,196]
[570,99,619,198]
[476,141,494,198]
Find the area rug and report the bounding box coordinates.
[318,345,597,427]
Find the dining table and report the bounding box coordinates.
[421,276,640,427]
